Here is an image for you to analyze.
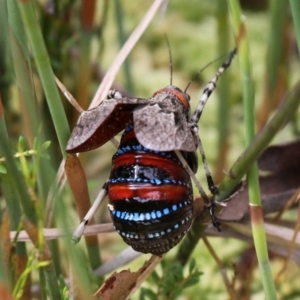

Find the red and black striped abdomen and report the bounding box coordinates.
[107,124,195,255]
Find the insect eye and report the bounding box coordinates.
[107,90,122,99]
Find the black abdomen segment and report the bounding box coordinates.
[107,124,194,255]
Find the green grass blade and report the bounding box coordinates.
[114,0,135,94]
[214,0,232,182]
[290,0,300,57]
[17,0,70,157]
[0,1,12,106]
[266,0,288,94]
[227,1,276,298]
[7,0,55,203]
[0,101,36,222]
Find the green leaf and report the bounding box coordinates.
[183,272,202,289]
[41,140,51,150]
[139,288,157,300]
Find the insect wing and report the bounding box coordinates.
[133,98,196,152]
[66,97,149,153]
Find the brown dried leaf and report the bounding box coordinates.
[65,155,92,221]
[258,140,300,174]
[94,255,162,300]
[218,140,300,222]
[65,154,99,245]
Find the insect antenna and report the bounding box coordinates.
[184,50,234,93]
[164,34,173,85]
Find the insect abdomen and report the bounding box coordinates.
[107,124,194,256]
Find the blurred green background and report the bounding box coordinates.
[0,0,300,299]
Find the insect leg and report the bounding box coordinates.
[189,125,222,231]
[72,181,108,243]
[209,204,221,232]
[175,150,210,205]
[175,150,221,230]
[191,49,236,124]
[190,124,218,196]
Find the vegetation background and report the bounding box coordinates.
[0,0,300,299]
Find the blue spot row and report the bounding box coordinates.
[145,212,192,239]
[118,230,139,240]
[113,144,175,160]
[109,200,191,221]
[108,177,190,187]
[145,218,189,239]
[115,214,192,241]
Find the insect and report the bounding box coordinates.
[67,49,236,256]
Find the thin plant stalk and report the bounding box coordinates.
[227,0,277,299]
[214,0,232,183]
[266,0,288,95]
[258,0,288,130]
